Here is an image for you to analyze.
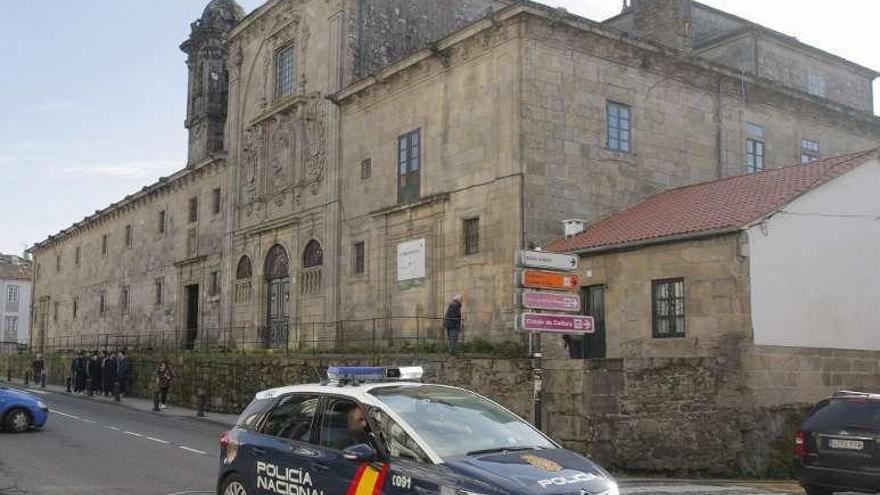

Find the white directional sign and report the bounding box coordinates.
[516,250,578,272]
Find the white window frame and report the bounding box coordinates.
[7,285,19,303]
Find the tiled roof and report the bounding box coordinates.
[546,149,879,253]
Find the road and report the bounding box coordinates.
[0,387,224,495]
[0,386,811,495]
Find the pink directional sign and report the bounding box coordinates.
[520,291,581,312]
[519,313,595,334]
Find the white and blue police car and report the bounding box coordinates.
[217,366,618,495]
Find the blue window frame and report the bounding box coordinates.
[606,102,631,153]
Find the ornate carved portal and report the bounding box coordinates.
[238,95,327,211]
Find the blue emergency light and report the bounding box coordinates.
[326,366,424,383]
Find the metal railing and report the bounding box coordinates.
[30,316,468,355]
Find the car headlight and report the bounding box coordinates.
[36,400,48,409]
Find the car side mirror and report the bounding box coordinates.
[343,443,377,462]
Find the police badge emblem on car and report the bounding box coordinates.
[522,453,563,472]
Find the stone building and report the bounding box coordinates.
[0,254,32,350]
[29,0,880,350]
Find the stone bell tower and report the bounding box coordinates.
[180,0,244,167]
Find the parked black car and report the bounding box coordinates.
[794,391,880,495]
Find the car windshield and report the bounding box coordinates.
[369,385,555,458]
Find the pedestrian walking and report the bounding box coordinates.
[87,352,102,395]
[73,351,87,393]
[101,350,115,396]
[443,294,464,355]
[31,354,45,386]
[116,350,131,396]
[155,360,174,409]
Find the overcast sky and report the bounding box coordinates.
[1,0,878,256]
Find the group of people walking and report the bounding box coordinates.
[69,350,131,396]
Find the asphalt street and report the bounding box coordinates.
[0,386,224,495]
[0,386,816,495]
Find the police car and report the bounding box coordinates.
[217,366,618,495]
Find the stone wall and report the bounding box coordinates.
[8,348,879,477]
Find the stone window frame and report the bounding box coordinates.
[397,129,422,204]
[210,270,221,297]
[102,234,109,256]
[7,285,18,303]
[463,217,480,256]
[275,43,297,100]
[212,188,222,215]
[4,316,18,336]
[53,301,59,323]
[188,196,199,224]
[801,139,820,164]
[99,292,106,316]
[606,101,632,154]
[158,210,167,234]
[125,224,133,248]
[352,241,366,275]
[56,253,62,273]
[121,286,130,314]
[235,256,253,304]
[75,246,81,267]
[652,278,685,339]
[746,138,765,173]
[361,158,372,180]
[155,278,164,307]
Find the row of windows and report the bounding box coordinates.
[745,136,822,174]
[43,189,222,276]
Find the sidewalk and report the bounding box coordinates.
[4,378,238,427]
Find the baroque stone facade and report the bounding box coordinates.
[29,0,880,350]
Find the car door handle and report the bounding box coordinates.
[310,462,330,472]
[253,447,268,456]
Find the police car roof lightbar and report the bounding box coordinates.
[326,366,424,384]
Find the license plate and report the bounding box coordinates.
[828,438,865,451]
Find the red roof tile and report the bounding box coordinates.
[546,149,879,253]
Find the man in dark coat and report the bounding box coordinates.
[31,354,45,386]
[102,351,116,396]
[116,350,131,396]
[87,352,102,395]
[73,351,88,393]
[443,294,463,355]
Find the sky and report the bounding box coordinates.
[1,0,878,256]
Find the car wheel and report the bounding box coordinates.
[3,408,31,433]
[221,473,249,495]
[803,486,833,495]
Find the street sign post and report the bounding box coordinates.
[516,269,580,291]
[516,250,578,271]
[518,312,595,334]
[516,290,581,312]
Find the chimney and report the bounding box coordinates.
[563,219,586,238]
[631,0,693,52]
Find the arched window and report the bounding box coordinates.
[265,245,290,280]
[236,256,253,280]
[303,240,323,269]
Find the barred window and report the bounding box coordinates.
[7,286,18,303]
[746,138,764,173]
[801,139,820,164]
[652,279,685,338]
[807,73,826,98]
[353,242,365,274]
[276,45,296,99]
[463,218,480,256]
[361,159,372,179]
[53,301,59,323]
[303,240,323,269]
[158,210,166,233]
[606,102,631,153]
[99,293,106,315]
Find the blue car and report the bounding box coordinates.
[217,366,618,495]
[0,386,49,433]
